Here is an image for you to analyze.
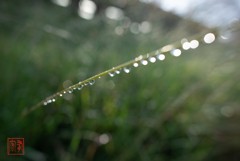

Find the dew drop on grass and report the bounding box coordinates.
[68,88,73,93]
[190,40,199,49]
[204,33,215,44]
[60,94,63,97]
[84,82,89,86]
[64,91,66,94]
[141,60,148,65]
[148,57,156,63]
[182,42,190,50]
[115,68,121,74]
[47,99,52,103]
[52,98,56,102]
[89,79,95,85]
[109,71,115,77]
[171,49,181,57]
[133,63,138,67]
[156,54,165,60]
[44,102,47,105]
[78,84,84,90]
[123,66,131,73]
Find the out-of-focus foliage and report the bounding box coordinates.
[1,0,240,161]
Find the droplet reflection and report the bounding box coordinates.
[156,54,165,60]
[77,84,84,90]
[182,42,190,50]
[171,49,181,57]
[115,68,121,74]
[133,63,138,67]
[52,98,56,102]
[141,60,148,65]
[123,66,131,73]
[204,33,215,44]
[109,71,115,77]
[148,57,156,63]
[89,79,95,85]
[68,88,73,93]
[190,40,199,49]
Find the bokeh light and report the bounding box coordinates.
[130,22,140,34]
[140,21,152,34]
[105,6,124,21]
[51,0,71,7]
[115,26,124,35]
[78,0,97,20]
[99,134,110,144]
[229,18,240,31]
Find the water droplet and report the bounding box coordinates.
[44,102,47,105]
[190,40,199,49]
[84,82,89,86]
[52,98,56,102]
[133,62,138,67]
[89,79,95,85]
[77,84,84,90]
[141,60,148,65]
[204,33,215,44]
[109,71,115,77]
[156,54,165,60]
[73,87,76,90]
[148,57,156,63]
[170,49,181,57]
[98,76,101,78]
[115,68,121,74]
[64,91,66,94]
[68,88,73,93]
[182,42,190,50]
[47,99,52,103]
[123,66,131,73]
[60,94,63,97]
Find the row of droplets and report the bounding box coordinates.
[44,33,216,105]
[109,33,216,77]
[43,79,96,105]
[108,53,166,77]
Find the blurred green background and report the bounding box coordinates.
[1,0,240,160]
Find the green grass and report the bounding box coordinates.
[1,1,240,161]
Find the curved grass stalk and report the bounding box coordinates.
[21,28,220,118]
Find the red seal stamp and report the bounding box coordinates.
[7,138,25,155]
